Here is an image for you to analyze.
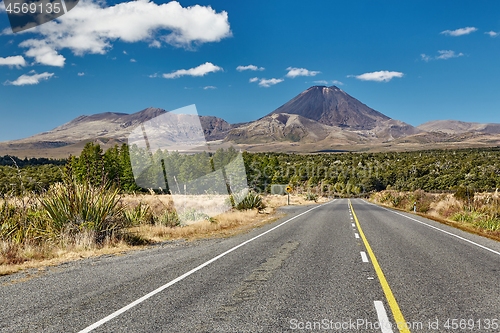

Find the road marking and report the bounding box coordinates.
[374,301,395,333]
[351,223,355,227]
[349,200,411,333]
[355,233,360,239]
[360,251,369,262]
[77,201,333,332]
[365,201,500,257]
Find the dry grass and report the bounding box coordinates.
[0,193,322,276]
[0,240,134,277]
[370,190,500,242]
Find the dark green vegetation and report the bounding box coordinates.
[2,145,500,197]
[244,148,500,195]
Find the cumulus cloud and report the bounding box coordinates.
[0,55,26,68]
[236,64,264,71]
[15,0,231,67]
[286,67,320,78]
[436,50,464,60]
[4,71,54,86]
[203,86,216,90]
[258,78,283,87]
[19,39,65,67]
[163,62,222,79]
[353,71,403,82]
[249,77,259,83]
[332,80,344,86]
[485,31,499,37]
[441,27,477,36]
[130,58,137,62]
[149,40,161,48]
[421,50,464,61]
[77,72,85,76]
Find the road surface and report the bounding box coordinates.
[1,199,499,332]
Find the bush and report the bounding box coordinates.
[123,202,152,226]
[155,210,180,227]
[304,192,318,202]
[40,179,124,244]
[454,186,475,203]
[233,191,265,210]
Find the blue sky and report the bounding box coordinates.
[0,0,500,141]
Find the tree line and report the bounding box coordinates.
[1,144,500,196]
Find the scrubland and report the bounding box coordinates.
[369,189,500,240]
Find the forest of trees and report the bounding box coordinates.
[1,144,500,196]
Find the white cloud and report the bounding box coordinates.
[249,77,259,83]
[236,64,264,71]
[353,71,403,82]
[203,85,216,90]
[422,50,464,61]
[149,40,161,48]
[332,80,344,86]
[19,39,65,67]
[0,55,26,68]
[441,26,477,36]
[130,58,137,62]
[163,62,222,79]
[420,54,431,62]
[258,78,284,87]
[5,71,54,86]
[77,72,85,76]
[286,67,320,78]
[15,0,231,67]
[436,50,464,60]
[313,80,329,85]
[123,50,128,55]
[485,31,499,37]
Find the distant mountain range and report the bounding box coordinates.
[1,85,499,157]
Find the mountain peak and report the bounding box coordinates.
[268,85,390,130]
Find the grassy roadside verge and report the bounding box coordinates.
[0,192,325,276]
[368,190,500,242]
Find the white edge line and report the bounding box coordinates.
[360,251,369,263]
[78,201,334,332]
[364,200,500,257]
[374,301,395,333]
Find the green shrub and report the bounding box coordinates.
[454,187,475,203]
[233,191,265,210]
[40,179,123,243]
[304,192,318,202]
[0,197,49,244]
[123,202,151,226]
[156,210,181,227]
[474,218,500,231]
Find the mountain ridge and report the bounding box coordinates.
[1,86,500,157]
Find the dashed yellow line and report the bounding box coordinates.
[349,199,411,333]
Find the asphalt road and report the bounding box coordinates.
[1,199,500,332]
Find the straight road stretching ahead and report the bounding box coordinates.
[1,199,499,332]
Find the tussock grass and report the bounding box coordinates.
[2,191,326,275]
[370,190,500,240]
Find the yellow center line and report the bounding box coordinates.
[349,199,411,333]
